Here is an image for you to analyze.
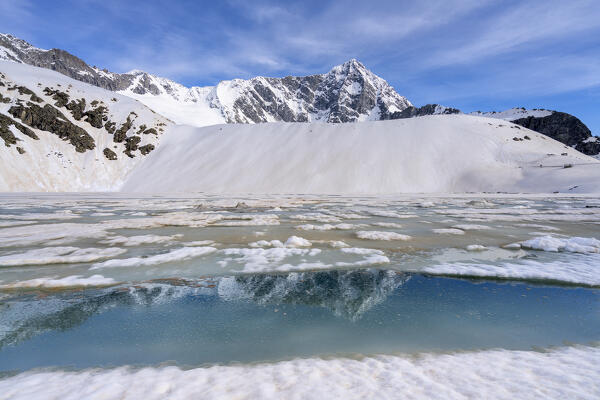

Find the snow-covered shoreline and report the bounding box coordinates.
[1,346,598,400]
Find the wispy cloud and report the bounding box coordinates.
[4,0,600,132]
[423,0,600,67]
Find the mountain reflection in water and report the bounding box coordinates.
[0,269,408,348]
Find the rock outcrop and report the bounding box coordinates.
[387,104,460,119]
[512,112,599,155]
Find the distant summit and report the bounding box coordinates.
[0,34,411,124]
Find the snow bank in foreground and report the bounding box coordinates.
[122,116,600,194]
[1,346,597,400]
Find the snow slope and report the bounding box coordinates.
[0,61,171,191]
[123,115,600,194]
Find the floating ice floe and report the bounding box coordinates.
[422,254,600,286]
[1,274,116,289]
[289,213,342,223]
[220,247,322,273]
[212,214,280,226]
[284,236,312,247]
[371,222,403,228]
[466,245,487,251]
[296,223,361,231]
[100,234,183,246]
[520,236,600,253]
[183,240,216,246]
[356,231,412,241]
[0,247,126,266]
[329,240,350,248]
[335,248,390,267]
[452,224,491,231]
[91,247,217,269]
[433,228,465,235]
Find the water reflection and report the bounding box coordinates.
[218,269,408,320]
[0,269,407,348]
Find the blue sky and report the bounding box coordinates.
[2,0,600,134]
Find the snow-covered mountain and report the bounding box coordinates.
[0,61,170,191]
[1,33,597,156]
[1,58,598,193]
[0,34,411,126]
[1,33,598,193]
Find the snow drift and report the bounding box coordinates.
[123,115,600,194]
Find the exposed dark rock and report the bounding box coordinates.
[0,93,10,103]
[138,143,155,155]
[512,112,591,149]
[103,147,117,160]
[388,104,461,119]
[0,115,19,146]
[12,120,38,140]
[8,103,95,152]
[142,128,157,135]
[136,124,147,134]
[16,146,25,154]
[44,88,70,108]
[114,115,134,143]
[576,139,600,156]
[65,98,86,120]
[124,135,141,157]
[29,93,43,103]
[0,113,38,146]
[82,106,107,128]
[0,34,137,91]
[104,120,116,134]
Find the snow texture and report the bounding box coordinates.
[123,116,600,194]
[0,346,597,400]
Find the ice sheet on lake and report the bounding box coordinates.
[356,231,412,241]
[91,247,218,269]
[422,253,600,286]
[0,247,126,266]
[1,275,116,289]
[520,236,600,253]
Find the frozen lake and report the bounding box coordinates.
[0,194,599,398]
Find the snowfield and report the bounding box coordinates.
[123,115,600,194]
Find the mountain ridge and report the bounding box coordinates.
[0,33,597,156]
[0,34,412,125]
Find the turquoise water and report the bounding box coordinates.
[1,271,598,372]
